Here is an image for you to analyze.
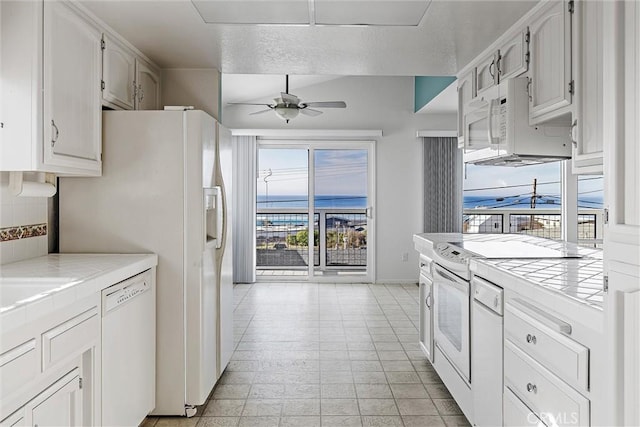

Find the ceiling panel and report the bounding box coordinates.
[80,0,538,75]
[314,0,431,26]
[191,0,309,24]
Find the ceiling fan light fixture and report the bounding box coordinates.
[274,105,299,122]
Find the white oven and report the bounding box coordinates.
[433,264,471,383]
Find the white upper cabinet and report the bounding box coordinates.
[571,0,603,174]
[101,34,136,110]
[475,51,499,95]
[498,30,529,81]
[135,59,161,110]
[101,33,161,111]
[528,0,573,124]
[44,1,102,173]
[0,0,102,176]
[457,69,475,145]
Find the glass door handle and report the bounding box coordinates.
[366,207,373,218]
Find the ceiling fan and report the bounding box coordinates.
[227,75,347,123]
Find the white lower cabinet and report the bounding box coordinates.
[503,300,592,427]
[2,367,83,427]
[418,276,433,361]
[504,340,590,426]
[30,369,83,426]
[0,269,156,427]
[504,386,546,426]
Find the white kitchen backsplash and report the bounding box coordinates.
[0,172,49,264]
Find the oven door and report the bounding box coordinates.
[433,264,471,382]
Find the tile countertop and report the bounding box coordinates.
[0,253,158,333]
[414,232,603,259]
[472,257,604,310]
[414,233,604,328]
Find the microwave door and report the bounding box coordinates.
[465,109,491,153]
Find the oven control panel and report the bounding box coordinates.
[433,242,473,265]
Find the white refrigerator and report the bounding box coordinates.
[59,110,234,417]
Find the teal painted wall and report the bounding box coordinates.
[414,76,456,112]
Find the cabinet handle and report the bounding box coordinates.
[489,60,496,79]
[426,292,432,309]
[526,333,537,344]
[526,78,533,102]
[526,383,537,393]
[138,84,144,102]
[570,119,578,148]
[51,120,59,147]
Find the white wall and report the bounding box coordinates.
[161,68,220,120]
[0,172,49,264]
[222,76,456,282]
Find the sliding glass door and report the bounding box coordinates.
[256,141,375,282]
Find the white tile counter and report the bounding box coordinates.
[471,256,604,333]
[0,253,158,332]
[475,257,604,309]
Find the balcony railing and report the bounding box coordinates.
[257,208,367,270]
[463,208,603,247]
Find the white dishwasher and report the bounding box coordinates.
[102,270,155,427]
[471,276,503,427]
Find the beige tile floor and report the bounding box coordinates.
[143,283,470,427]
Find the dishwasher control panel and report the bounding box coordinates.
[102,270,152,314]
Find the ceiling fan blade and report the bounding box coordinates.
[299,108,323,117]
[280,92,300,105]
[227,102,272,106]
[249,108,274,115]
[302,101,347,108]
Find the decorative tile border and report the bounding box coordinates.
[0,223,47,242]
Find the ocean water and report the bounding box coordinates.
[257,195,604,210]
[257,195,368,209]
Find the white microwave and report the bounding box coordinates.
[463,77,571,166]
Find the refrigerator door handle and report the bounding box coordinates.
[214,186,223,249]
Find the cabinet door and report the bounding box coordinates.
[29,369,82,426]
[102,34,136,110]
[457,70,475,145]
[476,51,498,95]
[135,59,161,110]
[419,277,433,362]
[572,0,603,174]
[43,1,102,174]
[499,30,529,81]
[1,408,26,426]
[503,387,547,427]
[529,0,573,123]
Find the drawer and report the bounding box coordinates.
[504,340,590,427]
[505,300,589,390]
[0,339,37,398]
[42,307,98,371]
[504,386,547,427]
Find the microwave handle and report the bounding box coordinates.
[487,98,496,145]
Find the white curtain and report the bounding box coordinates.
[422,137,463,233]
[232,135,257,283]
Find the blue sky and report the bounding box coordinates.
[257,148,367,197]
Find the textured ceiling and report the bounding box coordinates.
[80,0,537,76]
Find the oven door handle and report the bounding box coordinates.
[433,265,469,293]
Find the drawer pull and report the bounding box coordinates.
[526,334,537,344]
[526,383,538,393]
